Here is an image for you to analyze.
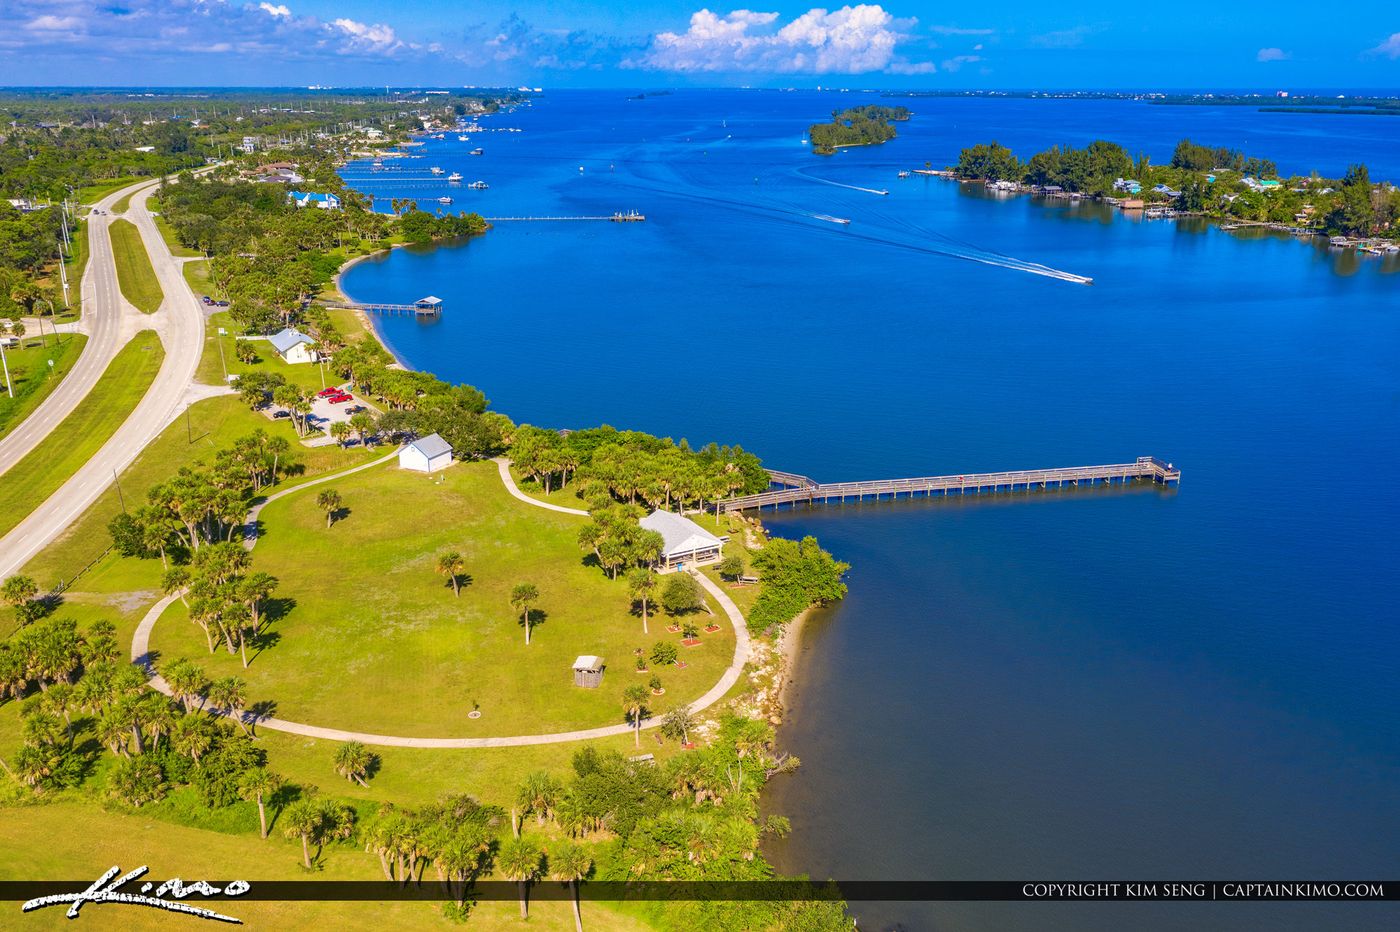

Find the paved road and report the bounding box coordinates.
[130,456,752,748]
[0,181,207,580]
[0,182,149,476]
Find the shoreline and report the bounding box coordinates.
[331,244,414,371]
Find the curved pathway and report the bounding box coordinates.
[132,456,751,748]
[493,457,589,515]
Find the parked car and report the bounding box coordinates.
[316,387,339,398]
[330,395,353,404]
[344,405,365,415]
[216,300,230,307]
[272,410,290,419]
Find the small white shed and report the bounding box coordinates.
[399,433,454,473]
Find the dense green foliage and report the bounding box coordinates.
[953,136,1400,239]
[808,105,910,154]
[746,536,850,635]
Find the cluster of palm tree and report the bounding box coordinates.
[283,796,356,870]
[159,657,253,734]
[164,542,278,668]
[577,505,665,580]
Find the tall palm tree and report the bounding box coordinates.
[283,799,322,869]
[334,740,374,787]
[627,569,658,635]
[316,489,342,529]
[436,551,465,597]
[550,841,593,932]
[622,684,649,748]
[510,582,539,645]
[208,676,250,733]
[237,767,284,839]
[170,715,211,765]
[161,658,207,712]
[496,836,543,920]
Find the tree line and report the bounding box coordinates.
[809,104,911,154]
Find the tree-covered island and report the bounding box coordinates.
[808,104,911,154]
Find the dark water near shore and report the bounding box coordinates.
[342,90,1400,930]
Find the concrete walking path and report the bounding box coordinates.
[493,457,589,515]
[131,455,751,748]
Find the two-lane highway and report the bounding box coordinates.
[0,180,208,580]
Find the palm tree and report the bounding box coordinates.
[622,684,649,748]
[161,658,207,712]
[627,568,658,635]
[283,799,321,869]
[237,767,284,839]
[496,836,543,920]
[436,551,464,597]
[316,489,343,529]
[510,582,539,645]
[329,421,352,448]
[334,740,374,787]
[208,676,250,733]
[550,841,593,932]
[170,715,211,765]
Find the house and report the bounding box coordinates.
[399,433,454,473]
[639,509,724,571]
[287,190,341,210]
[268,328,318,364]
[1113,178,1142,194]
[238,136,258,154]
[1243,177,1281,193]
[1152,183,1181,198]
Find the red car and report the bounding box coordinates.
[317,387,339,398]
[329,394,353,404]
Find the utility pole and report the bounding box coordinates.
[113,469,127,513]
[0,337,12,397]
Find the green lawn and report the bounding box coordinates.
[200,310,342,395]
[149,459,734,737]
[0,331,163,541]
[20,393,378,596]
[76,176,143,205]
[0,333,87,439]
[0,801,650,931]
[108,219,163,313]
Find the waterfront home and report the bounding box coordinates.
[1113,178,1142,194]
[1152,183,1181,198]
[639,509,724,571]
[399,433,453,473]
[287,190,341,210]
[1243,177,1281,193]
[269,328,318,364]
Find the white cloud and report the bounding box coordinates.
[1256,47,1289,62]
[258,3,291,18]
[635,5,929,74]
[26,15,83,31]
[1369,33,1400,59]
[940,53,980,72]
[329,17,404,54]
[928,25,993,36]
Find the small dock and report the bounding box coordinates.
[322,295,443,317]
[722,456,1180,512]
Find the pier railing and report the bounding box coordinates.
[725,456,1179,512]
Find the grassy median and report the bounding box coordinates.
[109,218,164,313]
[0,333,87,440]
[0,331,163,539]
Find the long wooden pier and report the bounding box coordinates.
[722,456,1180,512]
[485,213,646,223]
[322,296,443,317]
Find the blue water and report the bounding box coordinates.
[342,90,1400,930]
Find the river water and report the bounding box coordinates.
[341,90,1400,930]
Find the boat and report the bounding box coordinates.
[430,166,444,175]
[813,214,851,225]
[432,133,445,140]
[897,170,911,179]
[436,196,453,205]
[467,181,488,190]
[457,135,469,142]
[610,210,645,222]
[877,189,889,196]
[447,172,463,182]
[470,147,484,156]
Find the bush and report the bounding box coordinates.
[109,757,167,807]
[661,573,703,615]
[747,535,850,636]
[649,641,678,667]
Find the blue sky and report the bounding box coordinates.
[2,1,1398,89]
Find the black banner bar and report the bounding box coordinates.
[3,881,1397,902]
